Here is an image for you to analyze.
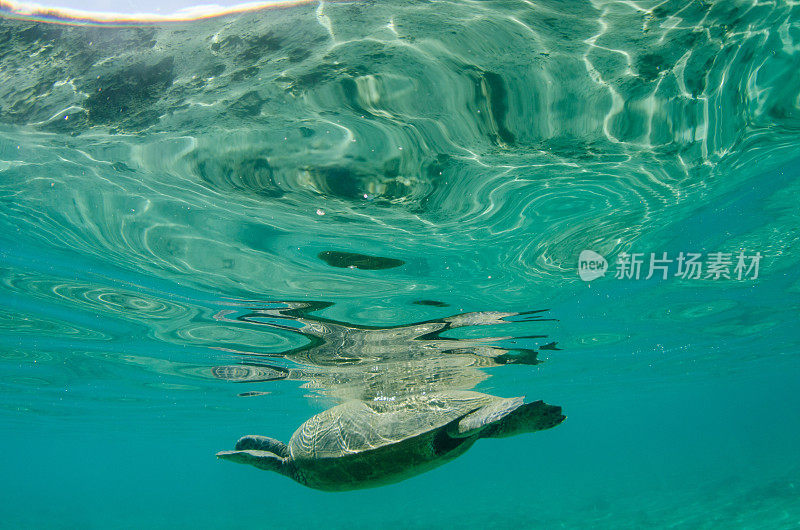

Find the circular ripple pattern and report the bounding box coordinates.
[0,0,798,306]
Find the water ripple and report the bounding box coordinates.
[0,0,798,411]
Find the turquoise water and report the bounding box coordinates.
[1,0,800,527]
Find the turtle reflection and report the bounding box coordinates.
[217,390,564,491]
[211,302,559,400]
[213,356,493,401]
[215,301,555,366]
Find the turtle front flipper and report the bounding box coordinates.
[482,400,565,438]
[216,449,288,473]
[450,397,525,438]
[234,435,290,458]
[451,398,565,438]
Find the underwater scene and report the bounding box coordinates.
[1,0,800,527]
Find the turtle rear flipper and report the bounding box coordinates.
[234,435,290,457]
[449,397,525,438]
[483,400,565,438]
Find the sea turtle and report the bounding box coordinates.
[216,390,564,491]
